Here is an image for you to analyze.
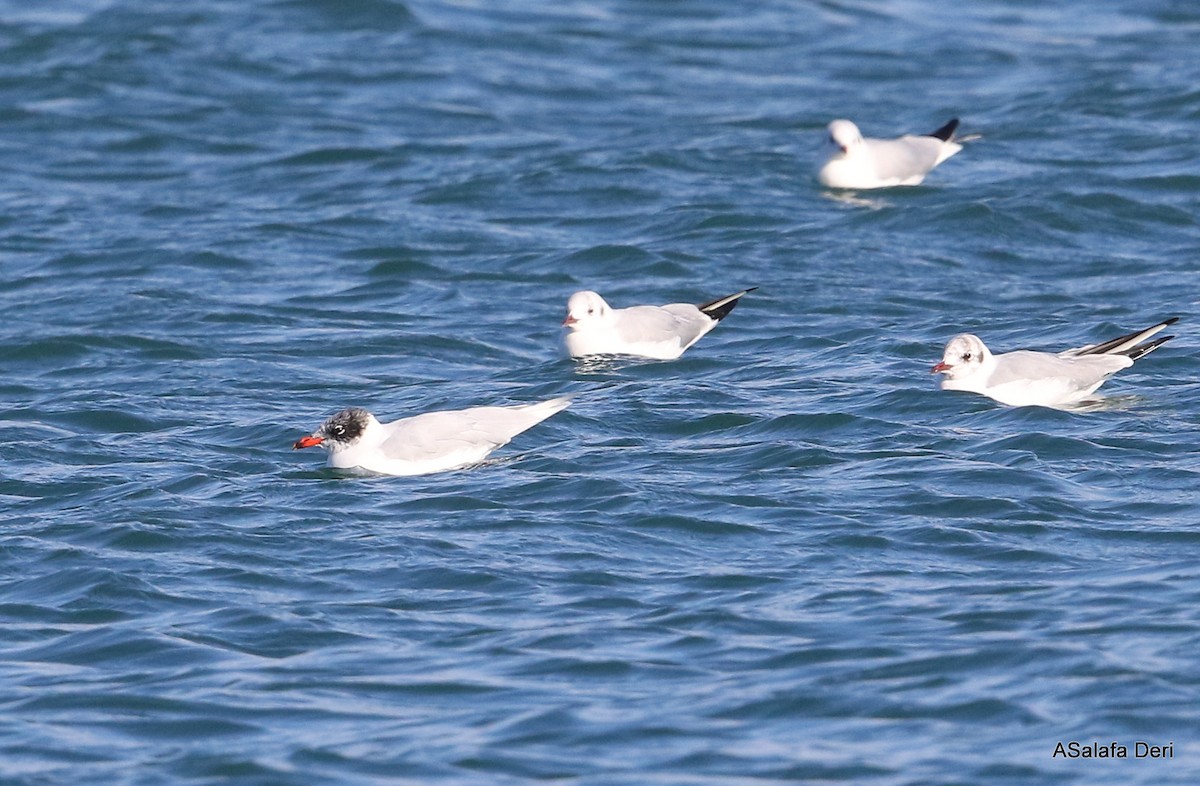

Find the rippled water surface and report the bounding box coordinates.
[3,1,1200,783]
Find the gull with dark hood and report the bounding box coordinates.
[294,397,571,476]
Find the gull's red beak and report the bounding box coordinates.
[930,361,951,374]
[293,434,324,449]
[562,314,578,327]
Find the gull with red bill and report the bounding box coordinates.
[293,396,570,476]
[932,317,1179,408]
[562,287,756,360]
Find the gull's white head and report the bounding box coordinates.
[931,334,991,380]
[826,119,864,156]
[563,290,611,331]
[293,407,377,454]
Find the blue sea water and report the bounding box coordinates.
[2,0,1200,783]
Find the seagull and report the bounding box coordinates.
[293,396,571,475]
[817,118,963,189]
[932,317,1179,408]
[562,288,756,360]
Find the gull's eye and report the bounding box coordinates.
[960,352,972,362]
[334,425,346,436]
[587,308,594,315]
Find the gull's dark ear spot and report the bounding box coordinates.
[322,408,369,444]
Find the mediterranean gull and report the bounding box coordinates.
[293,396,571,475]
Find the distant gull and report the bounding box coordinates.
[562,288,756,360]
[932,317,1179,408]
[818,118,963,189]
[293,397,570,475]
